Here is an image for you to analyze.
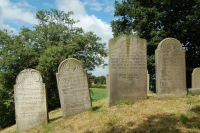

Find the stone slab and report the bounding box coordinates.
[106,74,110,98]
[56,58,92,117]
[147,70,150,93]
[192,68,200,88]
[109,34,147,106]
[14,68,48,132]
[188,88,200,95]
[155,38,187,98]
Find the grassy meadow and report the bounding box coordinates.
[1,90,200,133]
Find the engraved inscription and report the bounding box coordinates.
[156,38,186,98]
[14,69,48,132]
[111,38,146,83]
[57,58,92,117]
[109,35,147,107]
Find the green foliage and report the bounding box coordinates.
[90,89,107,102]
[111,0,200,91]
[88,73,106,84]
[0,8,108,128]
[90,84,106,89]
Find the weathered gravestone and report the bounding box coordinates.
[106,74,110,98]
[109,34,147,106]
[188,68,200,95]
[14,68,48,132]
[147,70,150,93]
[155,38,187,98]
[56,58,92,117]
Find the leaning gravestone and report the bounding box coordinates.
[14,68,48,132]
[106,74,110,98]
[56,58,92,117]
[155,38,187,98]
[188,68,200,95]
[109,34,147,107]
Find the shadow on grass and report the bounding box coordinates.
[88,105,200,133]
[49,116,62,123]
[92,106,102,111]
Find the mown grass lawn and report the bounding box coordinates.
[90,88,107,102]
[2,91,200,133]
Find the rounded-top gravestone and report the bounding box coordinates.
[56,58,92,117]
[14,68,48,132]
[192,68,200,88]
[155,38,187,98]
[188,68,200,95]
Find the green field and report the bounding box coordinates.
[90,88,107,102]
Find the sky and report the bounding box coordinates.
[0,0,116,77]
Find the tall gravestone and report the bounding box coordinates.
[155,38,187,98]
[188,68,200,95]
[147,70,150,93]
[56,58,92,117]
[109,34,147,106]
[14,68,48,132]
[106,74,110,98]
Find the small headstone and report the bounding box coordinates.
[56,58,92,117]
[106,74,110,98]
[188,68,200,95]
[14,68,48,132]
[147,70,150,93]
[155,38,187,98]
[109,34,147,106]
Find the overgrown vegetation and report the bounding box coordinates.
[2,92,200,133]
[0,8,108,128]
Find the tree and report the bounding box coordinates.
[0,8,108,128]
[111,0,200,91]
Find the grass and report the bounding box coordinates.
[90,88,107,102]
[1,91,200,133]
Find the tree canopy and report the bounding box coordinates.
[111,0,200,91]
[0,8,108,128]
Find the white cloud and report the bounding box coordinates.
[56,0,86,15]
[56,0,112,76]
[0,0,37,25]
[104,5,114,13]
[0,5,18,33]
[89,2,104,11]
[90,6,102,11]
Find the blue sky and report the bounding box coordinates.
[0,0,116,76]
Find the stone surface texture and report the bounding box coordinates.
[192,68,200,88]
[56,58,92,117]
[147,70,150,93]
[188,68,200,95]
[155,38,187,98]
[188,88,200,95]
[106,74,110,98]
[14,68,48,132]
[109,34,147,107]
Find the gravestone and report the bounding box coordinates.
[56,58,92,117]
[109,34,147,107]
[155,38,187,98]
[188,68,200,95]
[14,68,48,132]
[147,70,150,93]
[106,74,110,98]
